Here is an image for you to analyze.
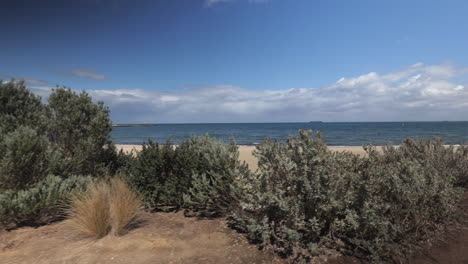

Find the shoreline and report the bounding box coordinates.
[116,144,461,171]
[116,144,378,171]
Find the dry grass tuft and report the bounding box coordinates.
[68,177,142,238]
[109,178,142,236]
[68,181,111,238]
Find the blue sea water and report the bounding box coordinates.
[111,122,468,146]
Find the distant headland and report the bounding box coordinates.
[112,124,158,127]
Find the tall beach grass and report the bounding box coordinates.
[68,177,141,238]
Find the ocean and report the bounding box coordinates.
[111,122,468,146]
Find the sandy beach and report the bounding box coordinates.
[117,145,379,171]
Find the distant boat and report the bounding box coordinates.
[309,121,323,123]
[112,124,158,127]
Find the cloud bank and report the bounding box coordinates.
[30,63,468,123]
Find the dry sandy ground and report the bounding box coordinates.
[117,145,379,171]
[2,208,468,264]
[0,212,283,264]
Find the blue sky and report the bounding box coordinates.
[2,0,468,122]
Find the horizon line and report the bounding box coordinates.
[112,120,468,125]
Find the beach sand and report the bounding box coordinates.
[117,145,380,171]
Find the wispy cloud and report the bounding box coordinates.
[205,0,232,7]
[23,78,49,85]
[29,63,468,123]
[0,74,49,85]
[44,67,108,81]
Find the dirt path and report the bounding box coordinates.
[0,212,283,264]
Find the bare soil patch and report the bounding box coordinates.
[0,212,282,264]
[2,197,468,264]
[0,193,468,264]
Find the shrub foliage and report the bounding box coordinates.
[0,81,118,227]
[183,136,249,217]
[126,136,246,216]
[46,88,116,176]
[0,80,47,134]
[229,130,464,262]
[0,175,92,228]
[0,126,50,190]
[372,138,468,188]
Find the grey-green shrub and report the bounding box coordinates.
[370,138,468,188]
[229,130,463,262]
[0,175,92,228]
[0,126,50,190]
[126,135,244,216]
[183,136,248,217]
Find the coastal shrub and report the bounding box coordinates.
[0,175,92,228]
[46,88,117,177]
[0,80,47,134]
[0,82,130,230]
[0,126,50,191]
[0,84,120,184]
[68,177,142,238]
[126,141,186,209]
[110,149,135,174]
[183,136,248,217]
[369,138,468,188]
[127,135,243,216]
[229,130,463,262]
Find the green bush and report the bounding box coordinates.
[126,141,186,210]
[126,135,245,216]
[0,126,50,191]
[229,130,463,262]
[0,175,92,228]
[0,80,47,134]
[0,83,121,228]
[46,88,116,176]
[0,83,119,180]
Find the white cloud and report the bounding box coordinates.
[29,63,468,123]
